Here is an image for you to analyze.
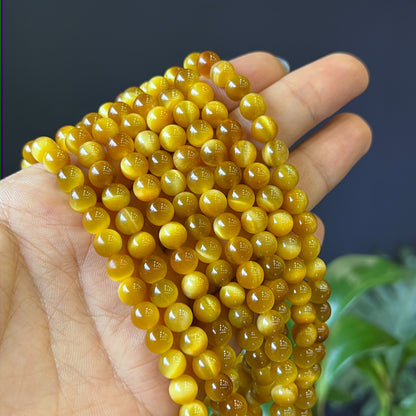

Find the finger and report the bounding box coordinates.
[231,53,370,146]
[315,214,325,244]
[289,112,372,209]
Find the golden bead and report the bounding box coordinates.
[146,197,175,226]
[227,184,255,212]
[192,350,222,380]
[146,106,173,133]
[315,322,329,343]
[244,347,270,369]
[205,373,233,402]
[291,303,316,324]
[271,383,298,406]
[205,318,233,348]
[246,285,275,314]
[180,326,209,356]
[291,323,318,347]
[119,113,147,138]
[173,192,199,218]
[170,246,199,275]
[57,164,84,193]
[164,302,193,332]
[102,183,131,211]
[91,118,119,144]
[300,234,321,261]
[292,212,318,236]
[256,185,283,213]
[120,151,149,180]
[82,206,111,234]
[22,140,38,164]
[250,231,278,258]
[287,281,312,305]
[260,255,286,281]
[282,188,309,215]
[106,253,135,281]
[197,51,220,77]
[309,280,330,304]
[213,345,236,372]
[173,145,201,173]
[296,364,321,389]
[228,304,254,329]
[230,140,257,168]
[243,163,271,190]
[117,87,142,108]
[236,261,264,289]
[276,233,302,260]
[98,102,113,118]
[134,130,160,157]
[54,126,72,151]
[65,127,92,154]
[43,148,71,173]
[146,324,174,354]
[199,189,227,218]
[305,258,326,281]
[195,236,223,263]
[169,374,199,405]
[241,207,269,234]
[133,174,161,201]
[180,400,209,416]
[77,141,106,168]
[181,271,209,299]
[188,82,215,108]
[267,209,294,237]
[292,346,318,369]
[236,324,264,351]
[69,185,97,212]
[159,221,188,249]
[187,166,215,194]
[150,278,178,308]
[193,294,221,323]
[159,349,187,379]
[240,93,266,120]
[139,254,168,284]
[128,231,156,259]
[210,60,235,88]
[175,68,200,94]
[213,212,241,240]
[164,66,182,86]
[269,404,296,416]
[214,161,242,190]
[275,301,291,323]
[251,115,278,143]
[264,333,292,362]
[225,74,251,101]
[88,160,116,188]
[201,101,228,128]
[118,276,147,305]
[205,259,234,287]
[31,136,57,162]
[161,169,187,196]
[256,309,284,337]
[93,228,123,257]
[271,164,299,191]
[159,88,185,111]
[224,236,253,265]
[186,214,212,240]
[108,101,132,125]
[219,282,246,308]
[146,75,170,98]
[187,119,214,147]
[131,301,160,330]
[132,92,156,117]
[115,206,144,235]
[159,124,187,152]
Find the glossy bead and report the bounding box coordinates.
[251,363,275,386]
[164,302,193,332]
[31,136,57,162]
[93,228,123,257]
[69,185,97,212]
[131,301,160,330]
[199,190,227,217]
[265,279,289,304]
[240,93,266,120]
[276,234,302,260]
[236,324,264,351]
[246,285,275,314]
[295,387,317,410]
[275,301,291,323]
[91,118,119,144]
[169,374,199,405]
[57,164,84,192]
[245,347,270,369]
[300,234,321,261]
[102,183,131,211]
[201,101,228,128]
[150,278,178,308]
[107,101,132,124]
[180,400,208,416]
[193,294,221,323]
[271,383,298,406]
[213,213,241,240]
[287,281,312,305]
[146,75,170,98]
[262,140,289,167]
[118,276,147,305]
[187,166,215,194]
[173,192,199,218]
[292,212,318,236]
[219,282,246,308]
[225,74,251,101]
[42,148,71,173]
[271,360,298,386]
[224,236,253,265]
[251,115,278,143]
[292,346,318,369]
[139,254,167,284]
[264,334,292,362]
[291,323,317,347]
[313,342,326,363]
[291,303,316,324]
[173,145,201,173]
[161,169,187,196]
[175,68,199,94]
[251,232,278,258]
[186,214,212,240]
[197,51,220,77]
[132,93,156,117]
[65,127,92,154]
[133,174,161,201]
[267,210,294,237]
[255,186,283,213]
[314,302,331,322]
[195,236,222,263]
[171,246,199,275]
[22,140,38,164]
[256,309,284,336]
[77,141,105,168]
[228,304,254,329]
[82,206,111,234]
[205,373,233,402]
[216,119,243,148]
[260,255,285,280]
[159,88,185,111]
[159,221,188,249]
[134,130,160,157]
[180,326,208,356]
[282,258,307,284]
[192,350,222,380]
[164,66,182,86]
[210,61,235,88]
[159,124,187,152]
[188,82,215,108]
[119,113,147,138]
[230,140,257,168]
[88,160,116,188]
[54,126,72,151]
[315,322,329,343]
[271,164,299,191]
[227,184,255,212]
[181,271,209,299]
[120,152,148,180]
[145,324,174,354]
[236,261,264,289]
[200,139,228,167]
[205,319,232,349]
[115,206,144,235]
[282,189,308,215]
[296,364,321,389]
[187,119,214,147]
[205,259,234,287]
[106,253,135,281]
[214,345,236,372]
[98,102,113,118]
[146,197,174,226]
[243,163,271,190]
[146,106,173,133]
[128,231,156,259]
[305,258,326,281]
[214,161,242,190]
[159,349,187,379]
[148,150,174,176]
[269,404,296,416]
[241,207,268,234]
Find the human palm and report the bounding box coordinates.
[0,52,371,415]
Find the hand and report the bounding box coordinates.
[0,51,371,415]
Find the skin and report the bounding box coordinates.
[0,51,371,415]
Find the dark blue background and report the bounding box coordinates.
[3,0,416,262]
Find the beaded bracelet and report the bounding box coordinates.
[21,51,330,416]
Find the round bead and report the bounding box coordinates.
[269,404,296,416]
[22,140,38,164]
[192,350,222,380]
[187,119,214,147]
[175,68,199,95]
[106,253,135,281]
[227,184,255,212]
[148,150,174,176]
[139,254,167,284]
[271,360,298,386]
[54,126,72,151]
[57,165,84,192]
[315,302,331,322]
[271,164,299,191]
[230,140,257,168]
[128,231,156,259]
[201,101,228,128]
[255,185,283,213]
[131,301,160,330]
[169,375,198,405]
[98,102,113,118]
[219,282,246,308]
[107,102,131,125]
[282,189,309,215]
[299,234,321,261]
[159,222,187,250]
[264,334,292,362]
[236,324,264,351]
[199,190,227,218]
[205,373,233,402]
[213,213,241,240]
[181,271,209,299]
[225,74,251,101]
[216,119,243,147]
[145,324,174,354]
[133,93,156,117]
[135,130,160,157]
[159,88,185,111]
[213,345,237,372]
[197,51,220,77]
[146,75,170,98]
[276,234,302,260]
[195,236,222,263]
[256,309,283,336]
[210,61,235,88]
[88,160,116,188]
[251,115,278,143]
[180,326,209,356]
[188,82,215,108]
[93,229,123,257]
[183,51,200,71]
[271,383,298,406]
[193,294,221,323]
[251,231,278,258]
[164,302,193,332]
[310,280,331,304]
[146,106,173,133]
[291,303,316,324]
[291,323,318,347]
[186,214,212,240]
[275,301,291,323]
[118,277,147,305]
[43,148,71,173]
[164,66,182,86]
[120,152,148,181]
[150,279,178,308]
[228,304,254,329]
[120,113,147,137]
[240,93,266,120]
[206,318,233,348]
[236,261,264,289]
[200,139,228,167]
[224,236,253,265]
[296,364,321,389]
[246,285,275,314]
[214,161,242,190]
[179,400,208,416]
[102,183,131,211]
[159,124,187,152]
[241,207,268,234]
[115,206,144,235]
[267,210,294,237]
[187,166,215,194]
[69,185,97,212]
[244,347,270,369]
[205,259,234,287]
[146,197,174,226]
[82,206,111,234]
[65,127,92,154]
[251,363,274,386]
[315,322,329,343]
[292,212,318,236]
[173,145,201,173]
[287,282,312,305]
[305,258,326,281]
[171,246,199,274]
[281,258,306,284]
[161,169,187,196]
[31,136,58,162]
[77,141,106,168]
[91,118,119,144]
[260,254,285,280]
[159,349,187,379]
[133,174,161,201]
[243,163,270,190]
[173,192,199,218]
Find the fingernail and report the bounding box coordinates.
[277,57,290,74]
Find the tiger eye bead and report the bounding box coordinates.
[271,360,298,386]
[148,150,174,176]
[246,285,275,314]
[227,184,255,212]
[171,246,199,275]
[251,115,278,143]
[315,322,329,343]
[159,221,188,250]
[210,60,235,88]
[291,303,316,324]
[192,350,222,380]
[131,301,160,330]
[164,302,193,332]
[69,185,97,212]
[296,364,321,389]
[197,51,220,77]
[150,278,178,308]
[314,302,331,323]
[128,231,156,259]
[243,163,271,190]
[54,126,73,151]
[305,258,326,282]
[102,183,131,211]
[282,189,309,215]
[260,254,285,280]
[82,206,111,234]
[159,349,187,379]
[175,68,200,94]
[159,124,187,152]
[118,276,147,305]
[292,212,318,236]
[187,166,215,194]
[132,92,156,117]
[199,190,227,218]
[173,192,199,218]
[213,345,236,372]
[195,236,223,263]
[88,160,116,188]
[164,66,182,86]
[91,118,119,144]
[219,282,246,308]
[57,164,84,192]
[262,140,289,167]
[98,102,113,118]
[31,136,57,163]
[107,101,132,125]
[240,93,266,120]
[230,140,257,168]
[264,334,292,362]
[135,130,160,157]
[115,206,144,235]
[271,164,299,191]
[22,140,38,164]
[225,74,251,101]
[77,141,106,168]
[213,213,241,240]
[146,197,174,226]
[159,88,185,111]
[267,210,294,237]
[133,174,161,201]
[265,278,289,305]
[236,261,264,289]
[173,145,201,173]
[271,383,298,406]
[282,258,307,284]
[291,323,318,347]
[106,253,135,281]
[146,106,174,133]
[236,324,264,351]
[241,207,269,234]
[43,148,71,173]
[193,294,221,323]
[255,185,283,213]
[186,214,212,240]
[275,301,291,323]
[256,309,284,336]
[214,161,242,190]
[200,139,228,167]
[120,152,149,180]
[188,82,215,108]
[146,75,170,98]
[205,259,234,287]
[251,231,278,258]
[117,86,142,107]
[251,363,274,386]
[245,346,270,369]
[139,254,167,284]
[287,281,312,305]
[65,127,92,154]
[161,169,187,196]
[180,400,209,416]
[276,234,302,260]
[228,304,254,329]
[292,346,318,369]
[119,113,147,138]
[205,373,233,402]
[93,228,122,257]
[294,387,317,410]
[187,120,214,147]
[181,271,209,299]
[269,404,297,416]
[180,326,209,356]
[146,324,174,354]
[224,236,253,265]
[201,101,228,128]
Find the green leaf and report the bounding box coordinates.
[325,255,406,325]
[317,315,398,404]
[393,393,416,416]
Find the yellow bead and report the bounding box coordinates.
[115,206,144,235]
[213,345,237,372]
[164,302,193,332]
[294,387,317,410]
[205,373,233,402]
[260,255,286,281]
[271,383,298,406]
[256,185,283,213]
[170,246,199,274]
[173,145,201,173]
[195,236,222,263]
[161,169,187,196]
[65,127,92,154]
[107,132,134,160]
[282,258,307,284]
[216,119,243,147]
[197,50,220,77]
[31,136,57,162]
[224,236,253,265]
[186,214,212,240]
[147,106,173,133]
[150,278,178,308]
[269,404,297,416]
[188,81,215,108]
[173,192,199,218]
[88,160,116,188]
[201,101,228,128]
[106,253,135,281]
[82,206,111,234]
[93,228,123,257]
[267,209,294,237]
[193,294,221,323]
[256,309,284,337]
[213,212,241,240]
[118,276,147,305]
[227,184,255,212]
[192,350,222,380]
[22,140,38,164]
[225,74,251,101]
[236,324,264,351]
[180,326,209,356]
[200,139,228,167]
[219,282,246,308]
[159,349,187,379]
[98,102,112,118]
[295,364,321,389]
[107,101,132,125]
[282,188,309,215]
[214,161,242,190]
[133,174,161,201]
[300,234,321,261]
[102,183,131,211]
[276,233,302,260]
[169,375,198,405]
[271,164,299,191]
[228,304,254,329]
[77,141,106,168]
[134,130,160,157]
[287,281,312,305]
[159,222,188,249]
[159,88,185,111]
[187,119,214,147]
[120,113,147,138]
[240,93,266,120]
[270,360,298,386]
[305,258,326,282]
[199,189,227,218]
[246,285,275,314]
[131,301,159,330]
[132,92,156,117]
[164,66,182,86]
[173,100,201,128]
[175,68,200,94]
[146,197,175,226]
[69,185,97,212]
[91,118,119,144]
[291,303,316,325]
[159,124,187,152]
[120,152,149,180]
[117,87,142,108]
[180,400,209,416]
[181,271,209,299]
[251,115,278,143]
[250,231,278,258]
[187,166,215,194]
[57,164,84,192]
[236,261,264,289]
[43,148,71,173]
[54,126,72,151]
[210,61,235,88]
[128,231,156,259]
[205,259,234,287]
[230,140,257,168]
[292,212,318,236]
[291,323,317,348]
[243,163,270,190]
[146,75,170,98]
[137,254,169,286]
[241,207,268,234]
[262,139,289,167]
[264,334,292,362]
[146,324,174,354]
